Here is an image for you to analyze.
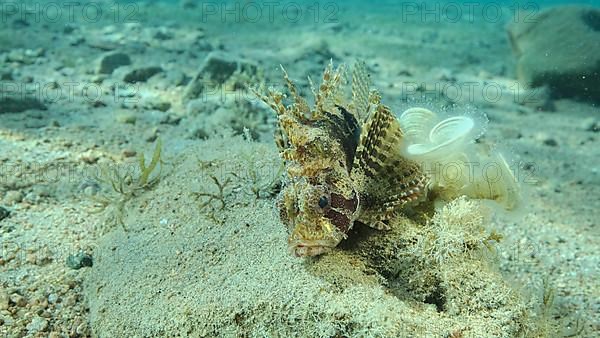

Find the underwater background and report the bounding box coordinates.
[0,0,599,337]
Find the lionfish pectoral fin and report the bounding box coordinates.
[351,103,428,227]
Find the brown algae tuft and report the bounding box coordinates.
[89,139,164,229]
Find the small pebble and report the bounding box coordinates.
[0,70,12,80]
[91,74,107,84]
[160,114,182,125]
[582,118,599,133]
[543,138,558,147]
[66,252,93,270]
[0,290,9,310]
[47,293,59,304]
[10,293,26,307]
[64,295,77,306]
[63,24,76,34]
[3,191,23,205]
[117,113,137,124]
[83,185,99,196]
[80,151,100,164]
[145,127,159,142]
[151,101,171,112]
[26,253,37,265]
[26,316,48,333]
[0,206,9,221]
[122,149,137,158]
[79,180,100,196]
[97,52,131,74]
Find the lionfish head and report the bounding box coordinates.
[279,178,360,257]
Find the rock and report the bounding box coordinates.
[10,293,26,307]
[0,70,12,80]
[90,100,107,108]
[69,36,85,46]
[5,48,44,64]
[12,19,28,29]
[91,74,107,84]
[0,289,8,310]
[123,66,163,83]
[148,70,187,89]
[122,149,137,158]
[0,96,46,113]
[26,316,48,333]
[142,97,171,112]
[79,180,101,196]
[153,101,171,112]
[47,293,59,304]
[153,28,173,41]
[581,118,599,132]
[185,99,219,116]
[190,127,209,140]
[116,113,137,124]
[160,114,182,125]
[66,252,93,270]
[144,127,159,142]
[180,0,196,9]
[3,190,23,205]
[292,39,337,71]
[183,51,258,101]
[507,6,600,101]
[63,24,76,34]
[153,28,205,51]
[97,52,131,74]
[0,206,9,221]
[516,85,556,112]
[87,38,120,51]
[79,150,100,164]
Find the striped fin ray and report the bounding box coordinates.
[351,104,427,228]
[313,61,346,118]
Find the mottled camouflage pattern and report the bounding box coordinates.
[256,62,427,256]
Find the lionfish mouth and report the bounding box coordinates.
[289,240,337,257]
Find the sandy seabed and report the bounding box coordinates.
[0,1,598,337]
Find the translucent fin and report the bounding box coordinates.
[351,104,428,227]
[351,60,371,122]
[280,65,310,118]
[314,60,346,118]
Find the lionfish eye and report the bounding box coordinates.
[318,196,329,208]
